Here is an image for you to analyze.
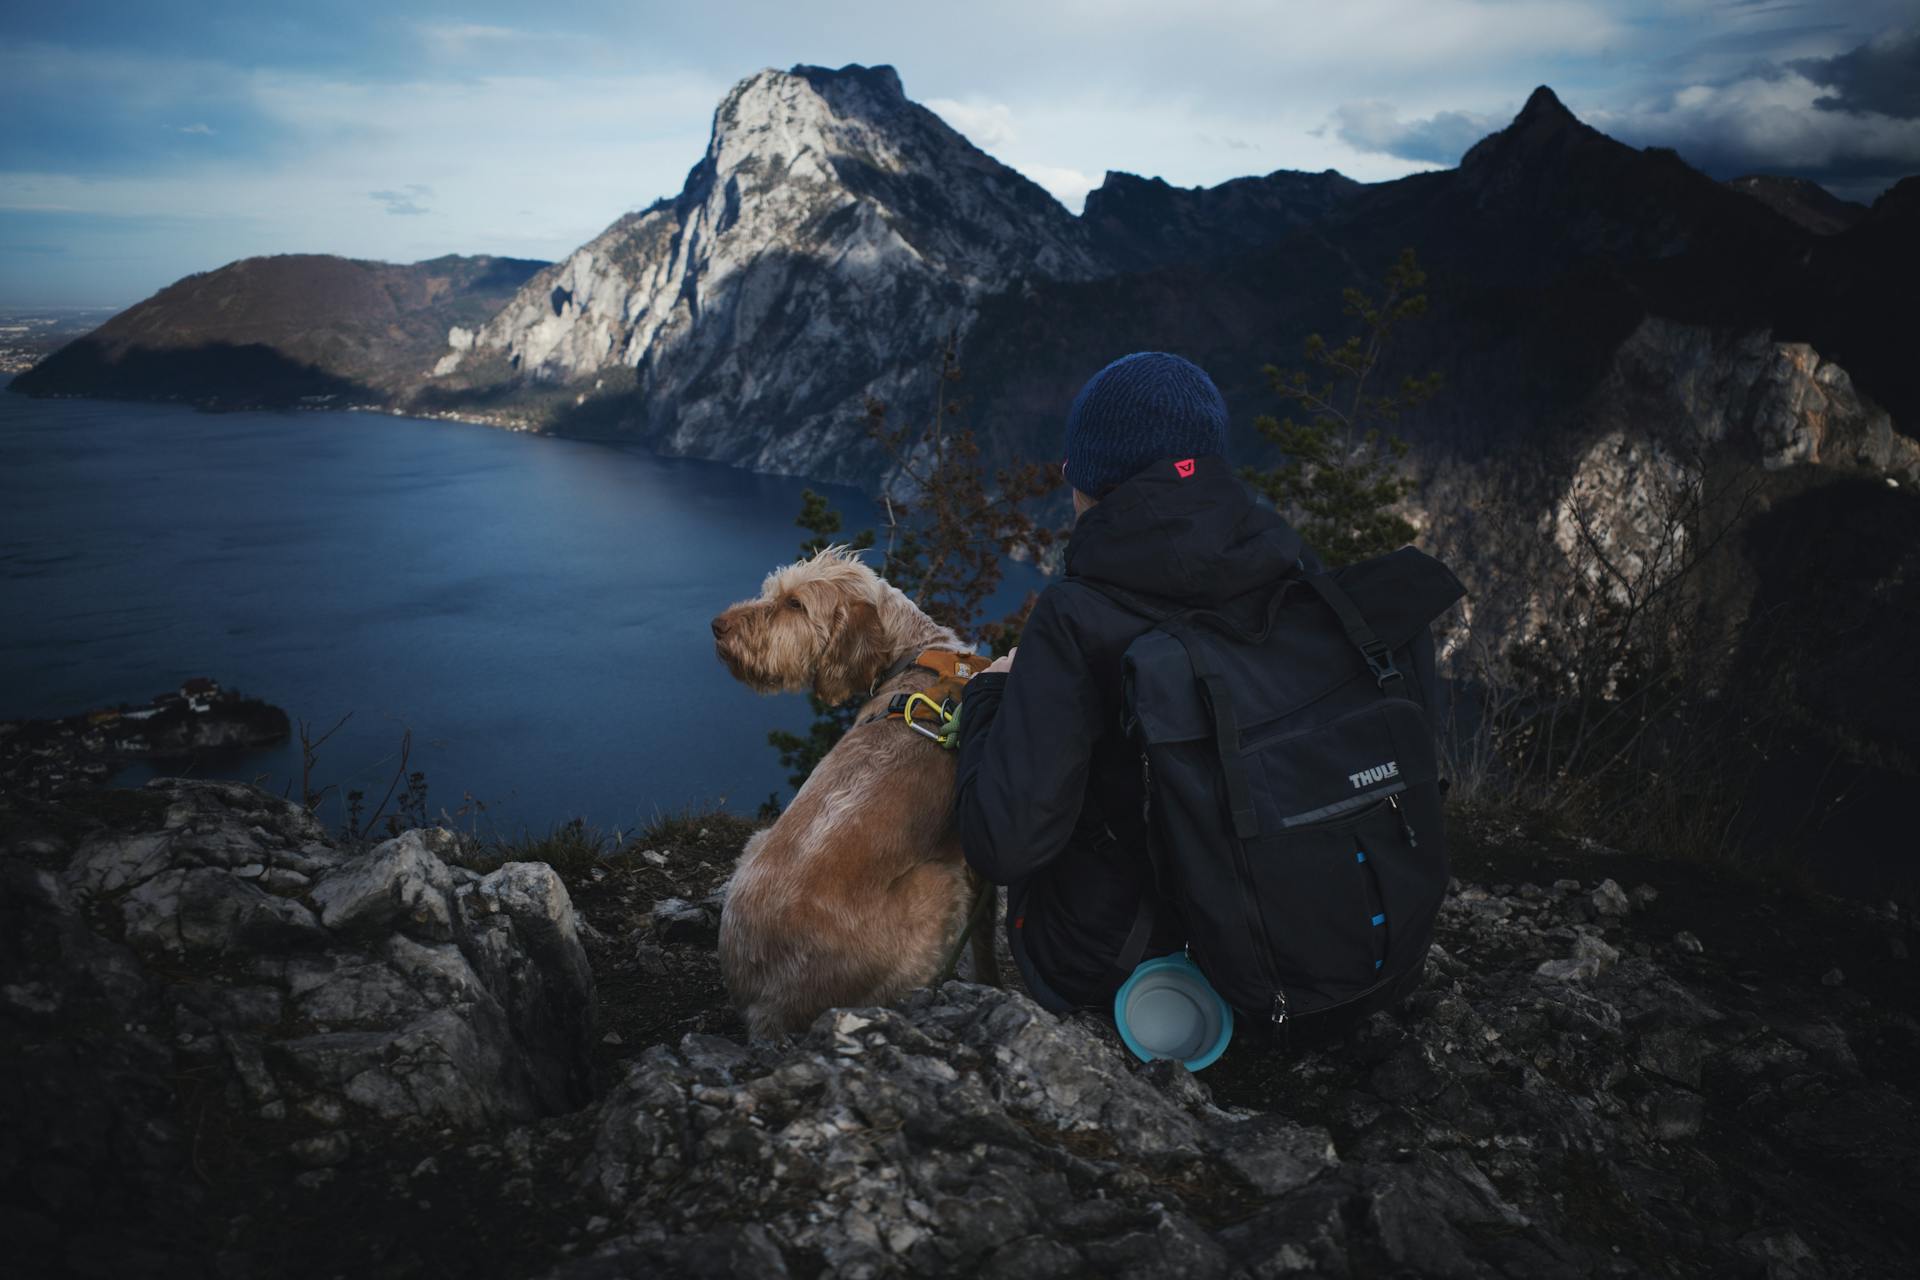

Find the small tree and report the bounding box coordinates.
[767,335,1061,790]
[794,489,874,558]
[865,334,1060,648]
[1241,247,1441,567]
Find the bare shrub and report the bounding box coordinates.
[1442,440,1772,858]
[768,335,1064,789]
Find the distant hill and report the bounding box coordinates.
[11,254,545,406]
[1727,174,1869,235]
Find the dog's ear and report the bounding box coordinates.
[814,598,886,705]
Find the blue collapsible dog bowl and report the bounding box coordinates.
[1114,952,1234,1071]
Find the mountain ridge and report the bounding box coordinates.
[432,63,1916,483]
[11,63,1913,479]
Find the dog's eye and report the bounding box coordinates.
[786,597,804,611]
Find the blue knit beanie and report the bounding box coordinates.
[1063,352,1230,498]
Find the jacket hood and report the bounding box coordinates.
[1064,454,1306,606]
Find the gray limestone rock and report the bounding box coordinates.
[120,865,324,956]
[1209,1114,1339,1197]
[1534,931,1622,982]
[309,828,458,939]
[649,895,719,946]
[1591,878,1632,917]
[1,778,597,1274]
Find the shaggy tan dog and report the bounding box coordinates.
[711,546,997,1037]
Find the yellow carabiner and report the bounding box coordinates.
[902,691,950,730]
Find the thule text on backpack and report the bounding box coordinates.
[1349,761,1400,789]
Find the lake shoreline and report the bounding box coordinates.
[1,677,290,800]
[3,376,876,488]
[0,391,1040,831]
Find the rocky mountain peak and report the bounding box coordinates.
[1517,84,1574,126]
[1459,83,1602,174]
[436,61,1100,481]
[792,61,905,104]
[1441,79,1804,268]
[703,63,925,182]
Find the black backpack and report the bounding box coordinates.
[1086,546,1466,1040]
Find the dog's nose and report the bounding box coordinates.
[711,614,732,638]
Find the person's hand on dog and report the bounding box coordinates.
[986,647,1017,675]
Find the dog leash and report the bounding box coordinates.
[935,879,997,983]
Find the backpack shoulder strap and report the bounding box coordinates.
[1301,571,1410,696]
[1161,616,1260,842]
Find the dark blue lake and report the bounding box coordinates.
[0,385,1036,834]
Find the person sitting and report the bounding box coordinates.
[953,350,1319,1012]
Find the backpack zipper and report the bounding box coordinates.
[1146,749,1289,1021]
[1224,832,1291,1023]
[1140,752,1152,825]
[1388,794,1418,847]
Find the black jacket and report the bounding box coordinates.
[953,455,1314,1004]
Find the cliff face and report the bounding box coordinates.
[1589,318,1920,481]
[434,64,1104,480]
[1416,314,1918,666]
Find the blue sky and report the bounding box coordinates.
[3,0,1916,307]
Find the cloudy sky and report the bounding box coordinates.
[3,0,1916,307]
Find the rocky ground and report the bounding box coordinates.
[2,779,1916,1278]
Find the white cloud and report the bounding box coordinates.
[925,98,1017,149]
[1019,165,1099,211]
[1329,100,1503,165]
[415,22,526,60]
[935,89,1445,204]
[369,185,434,216]
[176,122,215,136]
[1586,67,1920,192]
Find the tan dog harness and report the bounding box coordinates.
[876,649,990,748]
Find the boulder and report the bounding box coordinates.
[0,780,596,1274]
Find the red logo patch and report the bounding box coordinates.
[1174,458,1196,478]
